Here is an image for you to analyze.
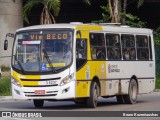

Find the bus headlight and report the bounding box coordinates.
[60,73,74,86]
[11,77,22,87]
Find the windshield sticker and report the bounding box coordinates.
[46,63,66,67]
[41,64,47,71]
[22,41,41,45]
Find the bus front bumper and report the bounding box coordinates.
[11,81,76,100]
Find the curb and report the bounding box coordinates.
[0,96,12,101]
[154,89,160,92]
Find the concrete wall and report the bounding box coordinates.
[0,0,23,67]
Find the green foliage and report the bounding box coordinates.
[154,27,160,82]
[125,13,146,28]
[93,6,146,28]
[156,76,160,89]
[154,26,160,46]
[23,0,61,24]
[47,0,61,16]
[83,0,91,5]
[0,65,10,72]
[23,0,42,24]
[92,6,111,23]
[137,0,144,8]
[0,77,11,96]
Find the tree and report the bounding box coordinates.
[83,0,91,5]
[23,0,61,24]
[108,0,119,23]
[122,0,144,24]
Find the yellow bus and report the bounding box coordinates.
[4,23,155,108]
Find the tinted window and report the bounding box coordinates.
[90,33,106,60]
[121,35,136,60]
[106,34,121,60]
[136,35,149,60]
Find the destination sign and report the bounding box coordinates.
[29,33,69,40]
[30,34,42,40]
[45,33,69,40]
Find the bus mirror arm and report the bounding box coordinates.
[76,30,81,38]
[4,33,15,50]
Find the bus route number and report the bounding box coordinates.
[46,80,57,85]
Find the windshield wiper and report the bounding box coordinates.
[42,49,55,72]
[14,56,25,74]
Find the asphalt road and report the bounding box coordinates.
[0,92,160,120]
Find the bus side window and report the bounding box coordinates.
[90,33,106,60]
[76,38,87,71]
[106,34,121,60]
[76,39,87,59]
[121,34,136,60]
[136,35,149,60]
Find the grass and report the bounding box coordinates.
[0,77,11,96]
[0,65,10,72]
[156,76,160,89]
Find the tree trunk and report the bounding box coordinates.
[108,0,113,20]
[113,0,119,23]
[122,0,127,25]
[40,5,56,24]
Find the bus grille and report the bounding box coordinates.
[21,77,61,87]
[24,91,58,97]
[23,85,58,87]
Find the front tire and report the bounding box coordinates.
[124,79,138,104]
[33,100,44,108]
[87,82,100,108]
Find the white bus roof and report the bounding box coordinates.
[16,24,78,32]
[16,23,153,35]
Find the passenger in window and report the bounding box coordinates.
[108,48,120,60]
[123,49,130,60]
[114,48,120,59]
[144,37,148,47]
[141,49,149,59]
[129,48,136,60]
[76,51,82,58]
[76,40,87,59]
[96,48,105,59]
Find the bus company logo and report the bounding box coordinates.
[108,64,111,73]
[108,64,120,73]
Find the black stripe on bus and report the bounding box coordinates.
[77,77,155,82]
[21,77,61,81]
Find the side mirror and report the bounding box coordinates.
[4,39,8,50]
[4,33,14,50]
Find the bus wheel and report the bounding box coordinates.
[33,100,44,108]
[124,79,138,104]
[87,82,99,108]
[116,95,125,104]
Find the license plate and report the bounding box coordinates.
[46,80,57,85]
[34,90,45,95]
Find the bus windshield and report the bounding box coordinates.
[12,30,73,73]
